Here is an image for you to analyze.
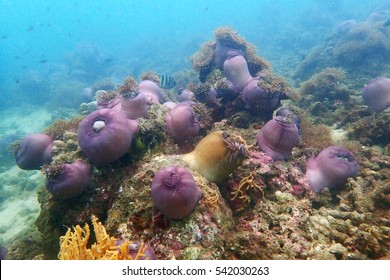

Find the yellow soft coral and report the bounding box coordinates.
[58,216,147,260]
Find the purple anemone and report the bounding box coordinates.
[362,77,390,113]
[306,146,359,193]
[223,54,282,114]
[177,89,195,102]
[151,165,202,219]
[45,160,91,199]
[138,80,163,104]
[223,54,252,91]
[165,102,200,142]
[120,92,148,120]
[257,116,300,160]
[276,107,301,131]
[15,133,53,170]
[242,79,282,114]
[214,41,245,69]
[77,108,133,166]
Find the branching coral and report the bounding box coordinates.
[58,216,148,260]
[229,172,264,213]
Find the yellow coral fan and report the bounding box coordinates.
[58,216,147,260]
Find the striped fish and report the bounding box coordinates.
[159,75,176,89]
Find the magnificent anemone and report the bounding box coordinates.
[77,109,133,166]
[306,146,359,193]
[120,92,148,120]
[256,116,300,160]
[223,54,282,114]
[177,89,195,102]
[138,80,163,104]
[362,77,390,113]
[183,130,246,183]
[165,102,200,142]
[45,160,91,199]
[15,133,53,170]
[151,165,202,219]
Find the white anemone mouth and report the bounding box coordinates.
[92,120,106,133]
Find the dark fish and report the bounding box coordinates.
[22,65,28,69]
[39,59,48,64]
[204,6,209,11]
[14,56,21,59]
[2,35,7,39]
[27,25,35,32]
[384,19,390,27]
[159,75,176,89]
[15,79,20,84]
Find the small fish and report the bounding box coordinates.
[15,79,20,84]
[1,35,7,39]
[22,65,28,69]
[159,75,176,89]
[384,19,390,27]
[14,56,21,59]
[39,59,48,64]
[27,25,35,32]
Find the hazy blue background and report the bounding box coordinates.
[0,0,389,251]
[1,0,389,110]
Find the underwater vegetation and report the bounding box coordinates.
[6,25,390,260]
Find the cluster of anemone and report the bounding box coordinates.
[13,26,380,262]
[189,26,295,120]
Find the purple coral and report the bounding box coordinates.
[45,160,91,199]
[362,77,390,113]
[257,116,300,160]
[306,146,359,193]
[15,133,53,170]
[77,108,133,166]
[165,102,200,142]
[151,165,202,219]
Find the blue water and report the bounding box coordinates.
[1,0,388,109]
[0,0,389,257]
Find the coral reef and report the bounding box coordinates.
[298,67,357,125]
[8,25,389,261]
[294,16,390,88]
[190,26,294,120]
